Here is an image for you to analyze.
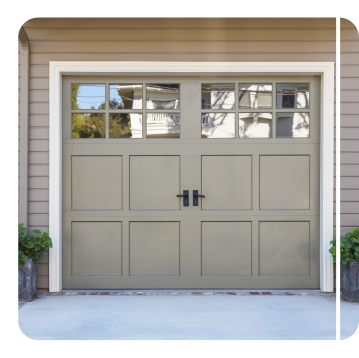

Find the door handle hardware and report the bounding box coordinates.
[177,190,189,207]
[193,190,205,206]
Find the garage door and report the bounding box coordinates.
[62,75,320,289]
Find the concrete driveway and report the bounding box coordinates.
[340,300,359,341]
[18,291,359,340]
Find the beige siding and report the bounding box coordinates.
[340,18,359,237]
[19,17,359,290]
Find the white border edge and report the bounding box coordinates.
[49,61,335,292]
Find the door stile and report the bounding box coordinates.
[179,154,202,278]
[122,218,130,279]
[251,220,259,277]
[252,154,259,212]
[122,155,130,213]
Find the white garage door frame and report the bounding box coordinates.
[48,61,334,292]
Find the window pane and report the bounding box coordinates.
[146,84,180,109]
[147,113,180,138]
[110,113,142,138]
[202,113,235,138]
[276,113,310,138]
[201,84,235,109]
[238,113,272,138]
[238,84,272,109]
[72,84,105,110]
[72,113,105,138]
[109,84,142,109]
[276,83,309,108]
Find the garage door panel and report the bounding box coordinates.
[129,222,180,276]
[130,156,180,210]
[202,156,252,210]
[202,222,252,276]
[72,156,122,210]
[259,221,310,276]
[260,155,310,210]
[62,75,320,289]
[72,221,122,276]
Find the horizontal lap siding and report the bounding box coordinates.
[22,17,353,290]
[340,19,359,236]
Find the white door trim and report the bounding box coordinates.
[49,61,334,292]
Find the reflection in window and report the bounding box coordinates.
[146,113,180,138]
[110,113,142,138]
[276,113,310,138]
[276,83,309,108]
[72,84,105,110]
[238,113,272,138]
[109,84,142,109]
[72,113,105,138]
[146,84,180,109]
[238,84,272,109]
[202,113,235,138]
[201,84,235,109]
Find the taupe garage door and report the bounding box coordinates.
[62,75,320,289]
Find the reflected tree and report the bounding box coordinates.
[72,113,105,138]
[110,113,132,138]
[71,85,106,138]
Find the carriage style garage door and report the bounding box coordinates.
[62,75,320,289]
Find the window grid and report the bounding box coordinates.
[200,82,310,139]
[70,81,311,139]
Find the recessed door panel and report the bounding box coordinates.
[130,156,180,210]
[260,155,310,210]
[72,156,122,210]
[202,222,252,276]
[129,222,180,276]
[259,222,310,276]
[72,222,122,276]
[202,156,252,210]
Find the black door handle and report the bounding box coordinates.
[193,190,205,206]
[177,190,189,206]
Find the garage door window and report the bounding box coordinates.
[71,83,181,139]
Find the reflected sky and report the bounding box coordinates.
[109,84,142,109]
[72,84,105,110]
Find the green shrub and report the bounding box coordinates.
[329,227,359,266]
[18,223,53,267]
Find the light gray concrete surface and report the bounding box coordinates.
[18,294,359,340]
[340,299,359,341]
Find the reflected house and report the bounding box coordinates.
[202,84,235,110]
[201,84,235,138]
[146,113,180,138]
[277,113,310,138]
[238,113,272,138]
[202,113,235,138]
[115,84,143,138]
[238,84,272,109]
[146,84,180,138]
[276,84,310,109]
